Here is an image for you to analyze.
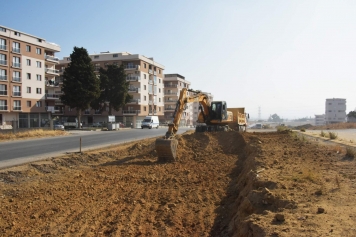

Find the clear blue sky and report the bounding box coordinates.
[2,0,356,119]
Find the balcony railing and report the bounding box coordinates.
[164,84,178,88]
[45,80,60,87]
[0,60,7,65]
[148,90,153,95]
[12,62,21,68]
[0,105,8,110]
[153,71,157,75]
[0,45,7,50]
[45,93,60,99]
[128,99,141,104]
[13,91,21,96]
[13,106,21,111]
[12,48,20,53]
[12,77,21,82]
[126,76,140,81]
[123,110,140,115]
[148,69,153,74]
[164,92,178,95]
[165,99,178,103]
[0,75,7,81]
[124,65,140,70]
[148,100,153,105]
[148,80,153,84]
[45,106,63,113]
[149,110,156,115]
[45,55,59,62]
[128,87,140,93]
[0,90,7,95]
[165,108,175,111]
[45,68,59,74]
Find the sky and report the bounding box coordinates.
[1,0,356,120]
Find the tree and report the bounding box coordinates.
[347,111,356,118]
[61,47,100,128]
[91,64,131,115]
[268,113,283,122]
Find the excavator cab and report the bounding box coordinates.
[209,101,228,121]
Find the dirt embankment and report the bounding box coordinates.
[0,130,355,236]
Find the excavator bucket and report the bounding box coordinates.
[155,138,178,162]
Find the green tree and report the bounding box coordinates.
[268,113,283,122]
[347,111,356,118]
[91,64,131,115]
[61,47,100,128]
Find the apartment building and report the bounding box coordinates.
[163,74,193,126]
[0,25,60,128]
[314,114,325,126]
[325,98,346,124]
[192,92,214,126]
[57,52,164,128]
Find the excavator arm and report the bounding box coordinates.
[156,88,210,162]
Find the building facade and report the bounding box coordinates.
[325,98,346,124]
[163,74,193,126]
[57,52,165,128]
[0,25,60,128]
[314,114,325,126]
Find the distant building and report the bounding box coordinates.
[314,114,325,126]
[325,98,346,124]
[163,74,192,126]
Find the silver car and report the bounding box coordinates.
[54,124,65,131]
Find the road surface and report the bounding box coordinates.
[0,127,193,169]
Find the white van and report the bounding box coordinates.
[141,116,159,129]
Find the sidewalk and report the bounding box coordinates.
[295,129,356,148]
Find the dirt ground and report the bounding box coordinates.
[0,130,356,236]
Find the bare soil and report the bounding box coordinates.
[0,130,355,236]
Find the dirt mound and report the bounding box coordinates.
[0,131,355,236]
[294,124,313,130]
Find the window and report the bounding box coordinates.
[36,48,41,54]
[144,63,146,69]
[0,69,6,81]
[159,98,161,102]
[12,42,20,53]
[0,84,7,95]
[27,87,31,93]
[13,56,20,67]
[159,107,161,112]
[26,59,31,66]
[159,88,161,93]
[144,106,146,111]
[13,85,21,96]
[0,99,7,110]
[36,88,42,94]
[36,101,42,107]
[66,57,71,61]
[94,55,99,59]
[26,45,31,52]
[36,61,41,68]
[144,74,146,79]
[159,69,161,74]
[144,96,146,101]
[13,100,21,110]
[144,85,146,90]
[38,39,42,42]
[0,54,6,65]
[159,79,161,83]
[0,39,6,50]
[0,27,6,32]
[113,54,118,57]
[27,101,31,107]
[14,32,21,36]
[13,71,20,82]
[36,74,41,81]
[27,73,31,80]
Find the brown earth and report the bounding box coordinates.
[0,130,356,236]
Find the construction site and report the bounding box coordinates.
[0,128,356,236]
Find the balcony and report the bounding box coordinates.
[12,62,21,68]
[45,68,59,75]
[165,107,175,111]
[164,92,178,95]
[164,84,178,88]
[124,65,140,70]
[126,76,140,82]
[148,110,156,115]
[0,105,8,110]
[12,47,20,54]
[45,93,60,99]
[0,75,7,81]
[123,110,140,115]
[153,71,157,75]
[148,69,153,74]
[165,99,178,103]
[148,80,153,84]
[148,90,153,95]
[148,100,153,105]
[45,106,63,113]
[128,87,140,93]
[45,79,60,87]
[0,60,7,66]
[12,77,21,83]
[13,106,21,111]
[13,91,21,96]
[0,45,7,51]
[128,99,141,104]
[45,55,59,62]
[0,90,7,96]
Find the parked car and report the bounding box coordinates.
[92,122,103,127]
[54,124,65,131]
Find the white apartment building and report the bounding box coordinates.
[314,114,325,126]
[0,25,60,128]
[163,74,193,126]
[57,52,164,128]
[192,92,214,126]
[325,98,346,124]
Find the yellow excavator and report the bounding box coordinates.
[155,88,234,162]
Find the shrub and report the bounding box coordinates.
[346,147,356,158]
[300,128,306,132]
[320,130,326,137]
[329,132,338,139]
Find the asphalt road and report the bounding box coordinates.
[0,127,193,169]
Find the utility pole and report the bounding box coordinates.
[258,106,261,121]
